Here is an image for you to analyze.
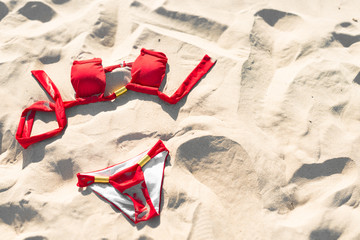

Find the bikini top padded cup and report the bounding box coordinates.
[131,48,168,88]
[126,48,216,104]
[71,58,106,98]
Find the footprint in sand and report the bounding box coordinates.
[0,202,38,226]
[23,236,48,240]
[290,157,354,182]
[332,32,360,47]
[51,0,69,4]
[175,135,258,202]
[309,228,341,240]
[18,1,55,23]
[255,9,303,31]
[39,48,61,64]
[0,2,8,21]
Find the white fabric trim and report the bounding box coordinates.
[91,184,135,220]
[143,151,168,214]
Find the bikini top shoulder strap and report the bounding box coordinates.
[156,55,216,104]
[16,70,67,149]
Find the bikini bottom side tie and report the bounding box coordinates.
[76,140,169,224]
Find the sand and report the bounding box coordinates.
[1,0,360,239]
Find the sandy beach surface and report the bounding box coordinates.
[1,0,360,239]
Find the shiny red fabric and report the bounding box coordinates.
[77,164,157,223]
[127,48,216,104]
[16,70,67,149]
[130,49,167,88]
[16,49,216,148]
[76,139,168,223]
[76,139,167,188]
[71,58,106,98]
[16,61,117,149]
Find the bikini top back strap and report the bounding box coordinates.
[16,70,67,149]
[157,55,216,104]
[63,92,116,109]
[104,61,133,73]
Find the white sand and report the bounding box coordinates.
[1,0,360,239]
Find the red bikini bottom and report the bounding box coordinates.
[76,140,169,223]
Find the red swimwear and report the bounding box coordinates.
[76,140,169,223]
[16,48,216,149]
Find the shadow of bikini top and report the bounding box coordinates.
[16,48,216,149]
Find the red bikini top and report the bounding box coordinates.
[16,48,216,149]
